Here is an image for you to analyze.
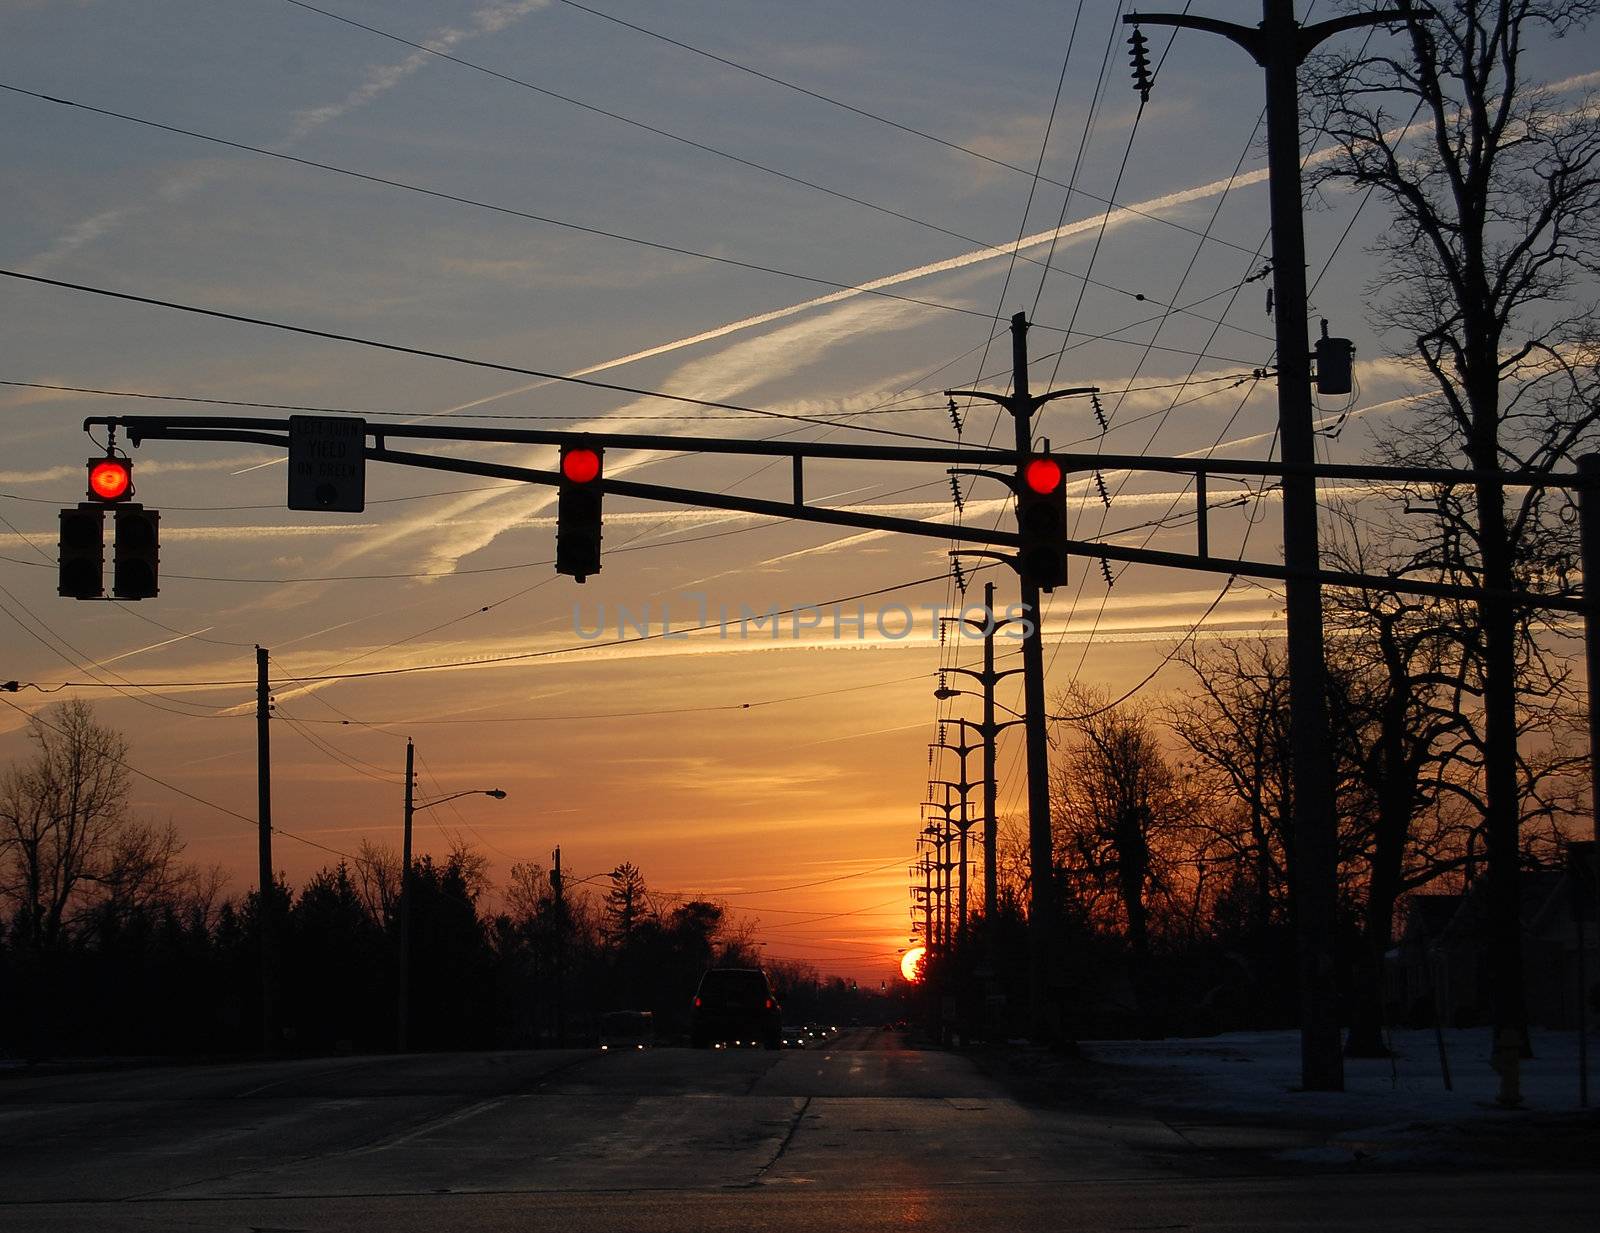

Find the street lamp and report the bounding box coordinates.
[397,738,507,1052]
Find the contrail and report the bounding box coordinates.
[28,1,550,272]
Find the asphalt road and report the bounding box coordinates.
[0,1029,1589,1231]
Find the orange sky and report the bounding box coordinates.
[6,2,1591,984]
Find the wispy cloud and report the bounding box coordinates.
[26,1,550,271]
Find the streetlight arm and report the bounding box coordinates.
[413,788,507,810]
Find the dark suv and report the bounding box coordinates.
[690,968,782,1049]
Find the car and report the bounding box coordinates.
[599,1010,654,1051]
[690,968,782,1050]
[781,1024,808,1048]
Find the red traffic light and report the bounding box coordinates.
[87,457,133,502]
[1023,456,1063,494]
[561,447,601,484]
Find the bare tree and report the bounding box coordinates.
[1169,641,1298,938]
[1051,688,1189,966]
[353,837,401,929]
[1309,0,1600,1080]
[503,860,550,929]
[0,701,132,950]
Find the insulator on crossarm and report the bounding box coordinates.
[1128,27,1153,102]
[1100,557,1115,588]
[1094,470,1111,507]
[949,475,965,512]
[1091,392,1108,434]
[948,398,963,434]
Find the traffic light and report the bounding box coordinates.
[556,443,603,581]
[86,455,134,503]
[1016,454,1068,591]
[58,505,105,599]
[113,506,160,599]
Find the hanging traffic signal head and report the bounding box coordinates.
[1016,452,1068,591]
[556,442,603,582]
[58,505,105,600]
[87,456,133,503]
[112,505,160,599]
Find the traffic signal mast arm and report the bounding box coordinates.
[83,413,1589,612]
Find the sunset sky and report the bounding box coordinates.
[2,1,1593,983]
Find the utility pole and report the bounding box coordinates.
[926,790,966,950]
[947,312,1095,1043]
[939,590,1026,934]
[1580,458,1600,854]
[932,727,984,939]
[397,738,416,1052]
[981,585,1001,922]
[1124,0,1403,1093]
[552,845,566,1048]
[255,645,275,1055]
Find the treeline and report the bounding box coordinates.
[0,702,867,1059]
[943,561,1589,1049]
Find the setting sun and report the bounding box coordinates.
[900,946,926,983]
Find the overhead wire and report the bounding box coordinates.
[552,0,1270,260]
[0,83,1044,338]
[0,379,944,421]
[273,0,1257,341]
[0,267,970,447]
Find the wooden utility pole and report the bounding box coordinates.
[552,844,566,1048]
[255,645,276,1055]
[1125,0,1403,1093]
[397,738,415,1051]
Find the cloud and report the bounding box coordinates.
[321,294,930,577]
[26,1,550,271]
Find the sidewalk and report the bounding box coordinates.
[974,1028,1600,1171]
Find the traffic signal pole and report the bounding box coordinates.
[1015,383,1058,1038]
[947,313,1095,1042]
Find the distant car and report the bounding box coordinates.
[690,968,782,1050]
[599,1010,654,1051]
[781,1024,808,1049]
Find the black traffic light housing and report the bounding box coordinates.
[113,505,160,599]
[556,443,603,582]
[1016,455,1068,592]
[58,505,105,599]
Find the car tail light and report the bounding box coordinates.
[764,998,773,1009]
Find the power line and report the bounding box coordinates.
[0,266,966,447]
[552,0,1268,260]
[0,82,1029,337]
[276,0,1248,338]
[701,856,909,898]
[0,379,941,421]
[15,565,991,690]
[0,693,382,874]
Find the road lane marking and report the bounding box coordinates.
[350,1097,508,1154]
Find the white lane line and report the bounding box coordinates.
[349,1096,508,1154]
